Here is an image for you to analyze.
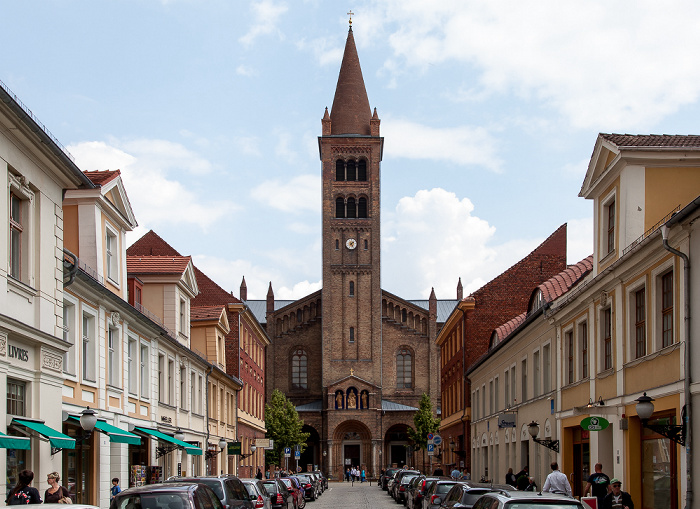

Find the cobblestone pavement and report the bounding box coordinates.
[306,481,397,509]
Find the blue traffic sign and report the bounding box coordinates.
[433,435,442,446]
[294,450,301,458]
[427,433,434,440]
[427,444,434,452]
[284,447,291,457]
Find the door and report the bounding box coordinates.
[344,444,361,469]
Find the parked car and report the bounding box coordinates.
[164,476,253,509]
[307,473,323,494]
[291,474,317,501]
[381,468,402,490]
[391,470,420,501]
[110,482,223,509]
[279,477,306,509]
[424,480,459,509]
[470,490,585,509]
[408,476,444,509]
[396,474,420,504]
[241,479,272,509]
[261,479,290,509]
[439,482,513,509]
[311,471,328,490]
[405,475,426,509]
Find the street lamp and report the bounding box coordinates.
[205,437,229,460]
[449,440,456,452]
[52,406,99,456]
[527,421,559,452]
[635,392,686,445]
[174,428,185,441]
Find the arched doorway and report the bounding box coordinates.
[385,424,414,469]
[331,420,372,480]
[299,425,320,473]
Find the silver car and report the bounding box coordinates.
[241,479,272,509]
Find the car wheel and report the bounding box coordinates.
[298,497,306,509]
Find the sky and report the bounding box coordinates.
[3,1,700,301]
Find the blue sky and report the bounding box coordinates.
[4,1,700,300]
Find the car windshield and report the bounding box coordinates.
[243,484,258,498]
[436,483,457,494]
[402,475,418,484]
[262,482,279,493]
[196,480,224,499]
[115,493,190,509]
[506,504,582,509]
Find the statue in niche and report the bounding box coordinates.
[347,391,357,409]
[336,392,344,409]
[361,391,368,408]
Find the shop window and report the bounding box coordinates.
[396,348,412,389]
[291,349,308,389]
[82,312,96,382]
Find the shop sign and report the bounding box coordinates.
[8,343,30,363]
[580,416,609,431]
[228,441,241,455]
[498,414,516,428]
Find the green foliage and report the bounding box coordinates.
[407,393,440,451]
[264,389,310,466]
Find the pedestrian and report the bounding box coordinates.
[6,469,42,505]
[506,468,517,487]
[461,470,471,480]
[542,462,572,497]
[256,468,263,480]
[450,466,460,479]
[585,463,611,509]
[433,466,444,476]
[524,477,538,492]
[345,467,350,482]
[110,477,121,503]
[602,478,634,509]
[45,472,71,504]
[361,468,366,483]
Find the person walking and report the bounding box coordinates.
[45,472,70,504]
[6,470,42,505]
[345,467,350,482]
[361,468,366,483]
[542,462,572,497]
[256,468,263,480]
[506,468,517,487]
[450,467,460,479]
[584,463,611,509]
[602,479,634,509]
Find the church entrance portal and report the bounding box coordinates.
[344,442,361,470]
[332,420,372,480]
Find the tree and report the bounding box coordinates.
[264,389,310,467]
[407,393,440,451]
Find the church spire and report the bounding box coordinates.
[330,25,372,135]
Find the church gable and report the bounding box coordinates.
[381,290,429,336]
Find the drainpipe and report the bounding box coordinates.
[661,224,691,509]
[461,307,467,466]
[63,248,79,287]
[205,365,214,474]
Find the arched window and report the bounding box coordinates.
[402,309,407,322]
[358,197,367,218]
[296,309,302,324]
[336,197,345,218]
[349,281,355,296]
[347,160,356,181]
[347,197,356,218]
[291,349,307,389]
[358,160,367,181]
[336,160,345,181]
[397,348,412,389]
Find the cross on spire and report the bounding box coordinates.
[347,10,354,26]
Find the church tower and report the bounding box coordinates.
[319,24,383,388]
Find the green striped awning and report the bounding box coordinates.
[68,416,141,445]
[0,432,30,450]
[11,419,75,449]
[134,427,202,455]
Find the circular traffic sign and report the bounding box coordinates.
[433,435,442,446]
[427,433,434,440]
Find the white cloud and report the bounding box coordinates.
[296,36,343,67]
[69,140,237,233]
[382,117,502,171]
[251,174,320,213]
[239,0,288,47]
[380,1,700,129]
[276,279,322,300]
[232,136,261,156]
[236,65,257,77]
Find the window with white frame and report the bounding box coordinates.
[566,330,575,384]
[191,371,196,413]
[604,195,616,256]
[633,286,647,359]
[82,312,96,382]
[533,350,540,396]
[494,376,499,411]
[105,227,119,283]
[504,369,510,408]
[128,337,137,394]
[179,299,186,335]
[660,270,674,349]
[481,384,486,417]
[543,344,551,392]
[158,354,165,401]
[62,300,76,375]
[198,375,203,414]
[7,379,26,416]
[579,321,589,379]
[180,365,186,409]
[8,173,34,285]
[474,389,479,419]
[521,359,527,401]
[601,307,612,371]
[108,327,120,386]
[489,380,494,415]
[168,359,175,404]
[140,344,149,399]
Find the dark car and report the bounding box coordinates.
[382,468,402,490]
[311,472,328,490]
[408,476,443,509]
[392,470,420,501]
[110,482,223,509]
[279,477,305,509]
[163,476,253,509]
[261,479,290,509]
[396,473,420,504]
[424,480,459,509]
[405,475,426,509]
[439,482,513,509]
[471,490,584,509]
[291,475,317,501]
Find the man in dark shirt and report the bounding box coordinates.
[585,463,610,508]
[602,478,633,509]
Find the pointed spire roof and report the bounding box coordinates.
[330,28,371,135]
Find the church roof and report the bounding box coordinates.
[330,28,371,136]
[294,399,419,412]
[296,400,323,412]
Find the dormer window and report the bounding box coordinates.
[604,196,616,255]
[106,227,119,283]
[530,289,544,312]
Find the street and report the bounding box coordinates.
[309,481,396,509]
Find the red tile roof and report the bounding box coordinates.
[127,230,181,257]
[84,170,121,186]
[493,312,526,343]
[127,255,191,275]
[601,134,700,148]
[537,255,594,303]
[191,305,226,321]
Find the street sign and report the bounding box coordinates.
[581,416,609,431]
[427,444,434,456]
[284,447,291,458]
[427,433,434,440]
[295,450,301,459]
[432,434,442,446]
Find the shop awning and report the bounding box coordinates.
[0,432,30,450]
[67,416,141,445]
[10,419,75,449]
[133,427,202,455]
